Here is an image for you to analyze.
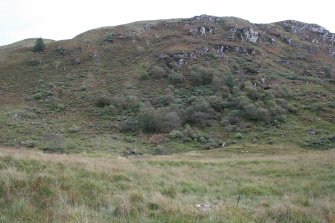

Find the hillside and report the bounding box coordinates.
[0,15,334,153]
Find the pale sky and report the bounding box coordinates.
[0,0,334,46]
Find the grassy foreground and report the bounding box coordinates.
[0,145,334,223]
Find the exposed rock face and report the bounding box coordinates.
[191,14,220,22]
[241,28,260,43]
[280,20,335,45]
[283,20,328,35]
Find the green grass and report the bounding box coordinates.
[0,145,334,222]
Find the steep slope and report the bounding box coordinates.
[0,15,334,153]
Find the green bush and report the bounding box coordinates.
[120,118,139,132]
[190,65,218,85]
[207,95,225,112]
[184,97,216,127]
[100,105,116,116]
[138,107,162,133]
[244,84,261,100]
[168,130,184,139]
[139,71,149,80]
[190,111,213,127]
[95,95,112,108]
[163,111,182,131]
[211,73,223,91]
[234,132,243,139]
[168,71,184,83]
[225,73,236,91]
[159,88,175,106]
[112,95,140,111]
[51,103,65,112]
[33,92,43,100]
[149,65,166,79]
[305,135,335,149]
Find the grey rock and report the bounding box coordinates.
[192,14,220,22]
[200,26,206,36]
[190,52,197,60]
[329,49,335,57]
[241,28,259,43]
[307,128,316,136]
[144,23,152,31]
[286,38,293,45]
[198,47,209,55]
[177,58,186,66]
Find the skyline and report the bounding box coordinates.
[1,0,335,46]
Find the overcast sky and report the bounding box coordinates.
[0,0,334,46]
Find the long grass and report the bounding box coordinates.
[0,145,334,222]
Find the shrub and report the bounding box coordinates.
[120,118,139,132]
[190,65,217,85]
[112,95,140,111]
[139,71,149,80]
[51,103,65,112]
[184,97,217,126]
[168,71,184,83]
[192,97,214,113]
[95,95,112,107]
[306,135,335,149]
[163,111,182,131]
[168,130,184,139]
[159,88,175,106]
[149,65,166,79]
[207,95,225,112]
[33,92,43,100]
[138,107,162,133]
[190,111,213,127]
[227,110,242,125]
[225,73,236,92]
[245,84,261,100]
[234,132,243,139]
[211,73,223,91]
[269,106,286,120]
[100,105,116,116]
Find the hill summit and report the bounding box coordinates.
[0,15,334,153]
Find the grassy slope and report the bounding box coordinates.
[0,145,334,222]
[0,16,334,153]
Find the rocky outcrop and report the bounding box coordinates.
[240,28,260,43]
[191,14,220,22]
[225,27,260,43]
[280,20,335,45]
[189,26,215,37]
[282,20,328,35]
[215,44,257,56]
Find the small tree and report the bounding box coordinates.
[34,38,45,52]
